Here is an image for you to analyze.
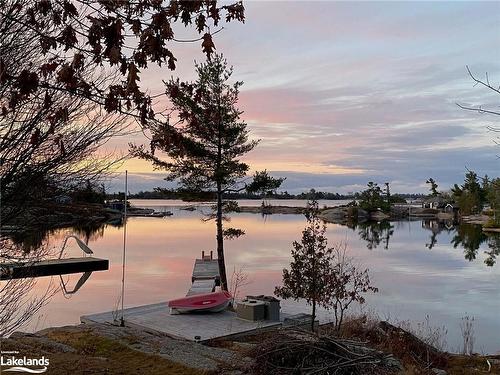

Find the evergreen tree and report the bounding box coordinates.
[462,171,484,214]
[426,178,439,197]
[358,182,389,212]
[453,171,487,215]
[246,170,285,207]
[384,182,391,205]
[132,55,281,290]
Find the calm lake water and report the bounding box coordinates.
[13,199,500,353]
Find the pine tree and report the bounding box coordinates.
[426,178,439,197]
[132,55,281,290]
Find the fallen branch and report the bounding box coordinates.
[250,328,402,375]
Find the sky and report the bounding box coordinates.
[105,1,500,194]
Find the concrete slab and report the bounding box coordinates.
[81,302,286,342]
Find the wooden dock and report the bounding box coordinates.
[0,257,109,280]
[81,251,317,342]
[187,279,217,296]
[81,302,286,342]
[187,251,220,296]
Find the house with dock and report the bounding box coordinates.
[422,196,459,215]
[422,196,446,209]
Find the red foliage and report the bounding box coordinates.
[1,0,245,123]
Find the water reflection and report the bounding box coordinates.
[0,231,110,335]
[341,218,499,267]
[6,221,121,253]
[10,216,498,272]
[485,236,500,267]
[59,271,93,297]
[451,224,488,262]
[6,216,499,271]
[348,220,395,250]
[4,205,500,352]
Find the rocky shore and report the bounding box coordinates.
[237,205,305,215]
[3,319,498,375]
[316,205,447,224]
[4,202,122,231]
[233,204,468,227]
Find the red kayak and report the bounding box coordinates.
[168,291,232,314]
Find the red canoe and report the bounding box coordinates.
[168,291,232,314]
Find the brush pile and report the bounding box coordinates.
[251,329,402,375]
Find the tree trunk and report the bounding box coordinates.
[311,299,316,332]
[216,183,228,291]
[338,308,344,333]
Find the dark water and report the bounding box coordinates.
[5,200,500,353]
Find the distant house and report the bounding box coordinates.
[422,196,446,209]
[444,203,459,213]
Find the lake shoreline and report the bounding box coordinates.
[4,319,499,374]
[4,201,498,354]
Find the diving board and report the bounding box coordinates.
[0,257,109,280]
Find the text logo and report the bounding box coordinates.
[0,354,49,373]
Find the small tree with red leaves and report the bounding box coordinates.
[275,200,334,332]
[276,200,378,332]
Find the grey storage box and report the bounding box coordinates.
[236,300,266,321]
[246,295,281,321]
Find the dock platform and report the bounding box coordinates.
[0,257,109,280]
[192,251,219,281]
[81,252,312,342]
[187,279,217,296]
[81,302,289,342]
[188,251,220,295]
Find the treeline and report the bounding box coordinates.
[424,171,500,224]
[423,172,490,214]
[107,189,356,201]
[108,187,426,202]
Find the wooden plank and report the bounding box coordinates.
[0,257,109,280]
[191,259,219,284]
[186,279,216,296]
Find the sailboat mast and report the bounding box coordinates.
[120,170,128,326]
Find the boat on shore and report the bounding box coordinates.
[168,291,232,314]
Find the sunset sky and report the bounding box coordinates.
[106,1,500,194]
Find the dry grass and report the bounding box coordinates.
[2,328,205,375]
[446,354,500,374]
[324,314,500,375]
